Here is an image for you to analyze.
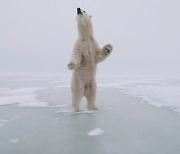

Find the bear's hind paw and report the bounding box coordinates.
[88,106,98,111]
[73,107,80,112]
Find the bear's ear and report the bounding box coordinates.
[89,15,92,18]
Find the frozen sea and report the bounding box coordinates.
[0,74,180,154]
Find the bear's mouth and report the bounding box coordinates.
[77,8,83,15]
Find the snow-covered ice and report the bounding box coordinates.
[0,74,180,154]
[0,87,48,107]
[87,128,105,136]
[55,108,96,116]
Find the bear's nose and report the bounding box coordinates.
[77,8,82,15]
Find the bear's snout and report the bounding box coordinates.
[77,8,82,15]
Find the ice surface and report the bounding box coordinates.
[97,75,180,113]
[0,119,9,127]
[1,74,180,113]
[87,128,105,136]
[0,74,180,154]
[122,84,180,111]
[0,116,19,127]
[55,107,96,116]
[9,138,19,144]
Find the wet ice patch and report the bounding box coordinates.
[12,87,40,93]
[54,105,72,114]
[97,76,180,114]
[19,101,48,107]
[87,128,105,136]
[122,84,180,113]
[0,87,47,107]
[0,119,9,127]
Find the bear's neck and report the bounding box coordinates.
[78,27,95,41]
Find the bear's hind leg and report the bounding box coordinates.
[72,91,83,112]
[71,77,84,112]
[86,96,98,110]
[85,83,98,110]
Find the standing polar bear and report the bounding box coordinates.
[68,8,113,112]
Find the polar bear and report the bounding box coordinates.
[68,8,113,112]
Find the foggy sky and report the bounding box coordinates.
[0,0,180,76]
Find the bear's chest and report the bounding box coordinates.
[81,41,96,61]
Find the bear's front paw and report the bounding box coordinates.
[103,44,113,54]
[68,62,76,70]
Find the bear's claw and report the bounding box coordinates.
[104,44,113,54]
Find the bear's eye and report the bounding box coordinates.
[83,11,85,13]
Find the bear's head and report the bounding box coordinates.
[76,8,94,39]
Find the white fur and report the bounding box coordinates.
[68,9,113,112]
